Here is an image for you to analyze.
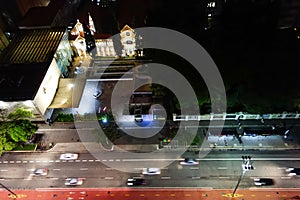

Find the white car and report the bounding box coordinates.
[65,178,84,186]
[33,168,48,176]
[180,158,199,166]
[60,153,78,160]
[142,168,161,175]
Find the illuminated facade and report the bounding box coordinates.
[0,27,73,120]
[120,25,136,57]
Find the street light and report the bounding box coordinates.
[232,155,254,197]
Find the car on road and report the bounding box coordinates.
[33,168,48,176]
[253,178,274,186]
[127,177,146,186]
[65,178,84,186]
[93,90,103,99]
[142,168,161,175]
[60,153,78,160]
[287,167,300,176]
[180,158,199,166]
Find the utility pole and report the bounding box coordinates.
[232,156,254,197]
[0,183,17,199]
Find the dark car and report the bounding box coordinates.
[287,168,300,176]
[254,178,274,186]
[93,90,103,99]
[127,178,145,186]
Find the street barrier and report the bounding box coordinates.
[173,112,300,121]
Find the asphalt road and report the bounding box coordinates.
[0,150,300,190]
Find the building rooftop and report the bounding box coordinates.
[0,27,66,101]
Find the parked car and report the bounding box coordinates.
[254,178,274,186]
[60,153,78,160]
[33,168,48,176]
[93,90,103,99]
[65,178,84,186]
[180,158,199,166]
[287,167,300,176]
[127,177,146,186]
[142,168,161,175]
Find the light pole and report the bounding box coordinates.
[232,156,254,197]
[0,183,17,200]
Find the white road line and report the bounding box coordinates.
[0,178,5,180]
[0,169,8,172]
[218,167,228,170]
[75,160,80,162]
[219,177,230,179]
[88,160,94,162]
[9,161,14,163]
[49,160,54,163]
[102,160,107,162]
[3,161,8,163]
[29,161,34,163]
[55,160,60,162]
[278,167,287,170]
[36,161,41,163]
[26,169,34,171]
[68,160,74,162]
[53,169,61,171]
[192,177,201,179]
[104,177,114,180]
[95,160,100,162]
[50,178,59,180]
[16,161,21,163]
[42,160,48,163]
[24,178,32,180]
[105,168,113,171]
[281,176,291,179]
[23,161,28,163]
[161,176,171,180]
[82,160,87,162]
[108,160,114,162]
[116,159,121,162]
[80,168,88,171]
[190,167,199,170]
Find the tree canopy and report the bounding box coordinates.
[0,107,38,154]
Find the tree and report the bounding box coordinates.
[0,107,38,155]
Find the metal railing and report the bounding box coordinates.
[172,112,300,121]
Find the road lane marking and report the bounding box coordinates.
[68,160,74,162]
[75,160,80,162]
[23,161,27,163]
[219,177,230,179]
[104,177,114,180]
[192,176,201,179]
[190,167,199,170]
[109,160,114,162]
[89,160,94,162]
[80,168,88,171]
[161,176,171,179]
[82,160,87,162]
[36,160,40,163]
[95,160,100,162]
[3,161,8,163]
[218,167,228,170]
[0,178,5,180]
[24,178,32,180]
[49,160,54,163]
[50,177,59,180]
[29,161,34,163]
[102,160,107,162]
[116,159,121,162]
[16,161,21,163]
[55,160,60,163]
[53,169,61,171]
[9,161,14,163]
[0,169,8,172]
[105,168,113,171]
[281,176,291,179]
[185,194,191,197]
